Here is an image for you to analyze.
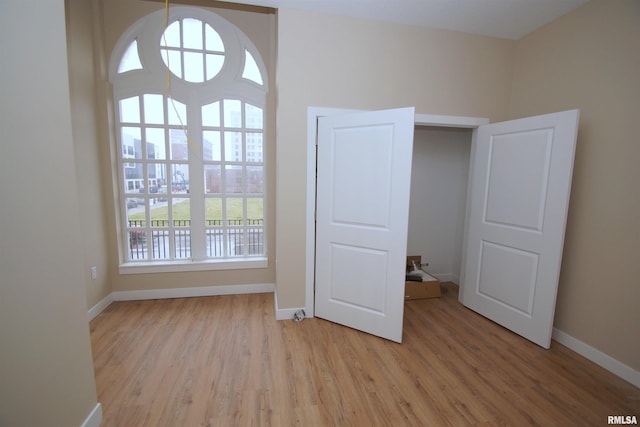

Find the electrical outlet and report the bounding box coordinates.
[90,266,97,280]
[421,262,429,267]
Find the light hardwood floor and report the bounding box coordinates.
[91,283,639,426]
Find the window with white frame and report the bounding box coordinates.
[109,7,267,269]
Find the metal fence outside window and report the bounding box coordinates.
[128,219,263,260]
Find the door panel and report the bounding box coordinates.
[461,109,579,348]
[329,244,388,313]
[484,128,553,231]
[331,125,394,227]
[477,241,538,316]
[315,107,415,343]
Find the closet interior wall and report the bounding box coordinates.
[407,126,472,284]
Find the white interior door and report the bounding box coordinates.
[461,109,580,348]
[315,107,415,343]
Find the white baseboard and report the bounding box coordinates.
[111,283,274,301]
[275,306,307,321]
[273,290,310,321]
[431,273,459,284]
[88,284,275,320]
[552,328,640,389]
[88,294,114,321]
[81,403,102,427]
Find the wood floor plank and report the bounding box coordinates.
[90,284,639,426]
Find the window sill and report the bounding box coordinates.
[119,257,268,275]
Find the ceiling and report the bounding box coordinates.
[220,0,590,40]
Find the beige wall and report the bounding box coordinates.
[0,0,99,425]
[510,0,640,371]
[67,0,112,309]
[275,8,515,307]
[92,0,277,294]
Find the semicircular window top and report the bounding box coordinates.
[111,7,266,91]
[109,6,268,271]
[160,18,225,82]
[117,39,143,74]
[242,49,263,85]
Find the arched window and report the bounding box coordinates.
[109,7,268,270]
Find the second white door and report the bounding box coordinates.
[461,110,580,348]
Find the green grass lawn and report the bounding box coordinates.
[128,198,263,222]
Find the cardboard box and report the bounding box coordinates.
[405,280,441,300]
[405,255,441,300]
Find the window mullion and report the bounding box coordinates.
[220,103,228,257]
[242,126,249,256]
[188,100,206,260]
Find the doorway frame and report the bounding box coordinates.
[305,106,489,317]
